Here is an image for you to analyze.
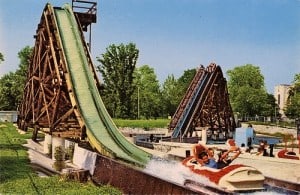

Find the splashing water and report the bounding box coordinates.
[143,157,217,188]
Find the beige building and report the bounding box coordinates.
[274,84,291,119]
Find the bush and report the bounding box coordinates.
[54,146,64,161]
[65,144,75,162]
[53,146,65,171]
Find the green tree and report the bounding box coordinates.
[133,65,162,119]
[0,46,32,110]
[262,93,278,118]
[161,69,196,117]
[176,68,196,99]
[96,43,138,118]
[0,73,17,110]
[0,52,4,63]
[161,74,178,117]
[285,73,300,119]
[227,64,270,118]
[16,46,32,78]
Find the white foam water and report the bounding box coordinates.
[143,157,217,188]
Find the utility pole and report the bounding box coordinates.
[137,87,140,119]
[296,118,300,154]
[275,106,277,126]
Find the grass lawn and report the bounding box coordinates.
[0,122,121,195]
[113,118,170,129]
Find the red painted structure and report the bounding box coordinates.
[277,149,300,160]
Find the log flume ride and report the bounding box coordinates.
[17,2,298,194]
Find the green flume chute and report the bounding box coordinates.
[52,3,151,166]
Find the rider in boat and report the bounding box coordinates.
[217,147,241,169]
[193,144,217,168]
[198,151,218,168]
[183,140,265,192]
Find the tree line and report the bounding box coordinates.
[0,44,299,120]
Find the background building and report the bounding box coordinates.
[274,84,291,119]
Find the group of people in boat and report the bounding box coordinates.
[192,142,241,169]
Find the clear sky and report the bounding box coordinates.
[0,0,299,94]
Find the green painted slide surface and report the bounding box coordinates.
[53,4,151,166]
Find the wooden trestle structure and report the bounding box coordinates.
[17,1,97,141]
[169,63,236,142]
